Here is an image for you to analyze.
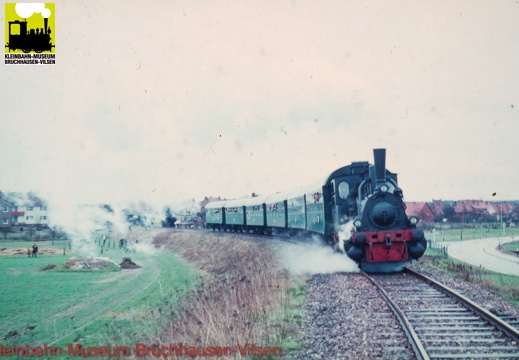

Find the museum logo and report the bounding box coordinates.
[4,3,55,65]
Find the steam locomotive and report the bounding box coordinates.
[6,18,54,53]
[205,149,426,272]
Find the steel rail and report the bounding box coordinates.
[361,271,430,360]
[405,268,519,342]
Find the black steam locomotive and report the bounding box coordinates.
[206,149,426,272]
[6,18,54,53]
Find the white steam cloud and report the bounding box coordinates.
[128,237,159,256]
[338,220,355,252]
[48,200,132,257]
[15,3,51,19]
[278,236,359,276]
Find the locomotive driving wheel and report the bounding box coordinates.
[22,48,31,53]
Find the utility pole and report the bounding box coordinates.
[501,202,504,238]
[461,211,464,240]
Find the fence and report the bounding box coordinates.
[0,228,57,241]
[427,240,448,257]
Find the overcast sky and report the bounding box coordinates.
[2,0,519,212]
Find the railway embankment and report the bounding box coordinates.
[153,230,305,357]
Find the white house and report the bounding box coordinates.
[5,192,49,227]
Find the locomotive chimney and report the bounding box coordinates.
[373,148,386,183]
[44,18,48,34]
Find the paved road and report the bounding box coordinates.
[440,237,519,276]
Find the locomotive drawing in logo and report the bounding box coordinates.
[5,3,55,54]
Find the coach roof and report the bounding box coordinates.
[240,194,270,207]
[205,200,226,209]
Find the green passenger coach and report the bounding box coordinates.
[205,200,225,231]
[305,188,326,234]
[265,192,287,229]
[243,195,271,235]
[223,199,245,231]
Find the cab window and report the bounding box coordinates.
[338,181,349,199]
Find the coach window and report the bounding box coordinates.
[338,181,349,200]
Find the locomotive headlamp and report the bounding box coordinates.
[409,216,419,225]
[380,184,389,193]
[354,219,362,228]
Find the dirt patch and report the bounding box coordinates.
[3,330,19,340]
[0,248,67,256]
[119,257,140,269]
[62,257,120,271]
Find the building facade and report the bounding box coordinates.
[0,192,49,229]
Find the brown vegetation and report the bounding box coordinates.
[0,248,67,256]
[153,230,301,357]
[62,256,119,270]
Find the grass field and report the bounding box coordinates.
[0,236,198,350]
[503,241,519,254]
[425,227,517,242]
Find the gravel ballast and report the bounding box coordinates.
[290,261,519,359]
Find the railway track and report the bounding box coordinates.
[363,269,519,359]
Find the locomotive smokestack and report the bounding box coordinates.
[373,148,386,183]
[44,18,48,34]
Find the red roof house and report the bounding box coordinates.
[405,202,434,223]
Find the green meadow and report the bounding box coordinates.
[503,241,519,254]
[426,226,517,242]
[0,239,198,350]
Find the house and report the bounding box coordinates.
[449,200,513,222]
[5,192,49,227]
[0,192,50,231]
[453,200,490,222]
[427,200,445,222]
[405,202,435,223]
[0,197,15,228]
[487,202,514,221]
